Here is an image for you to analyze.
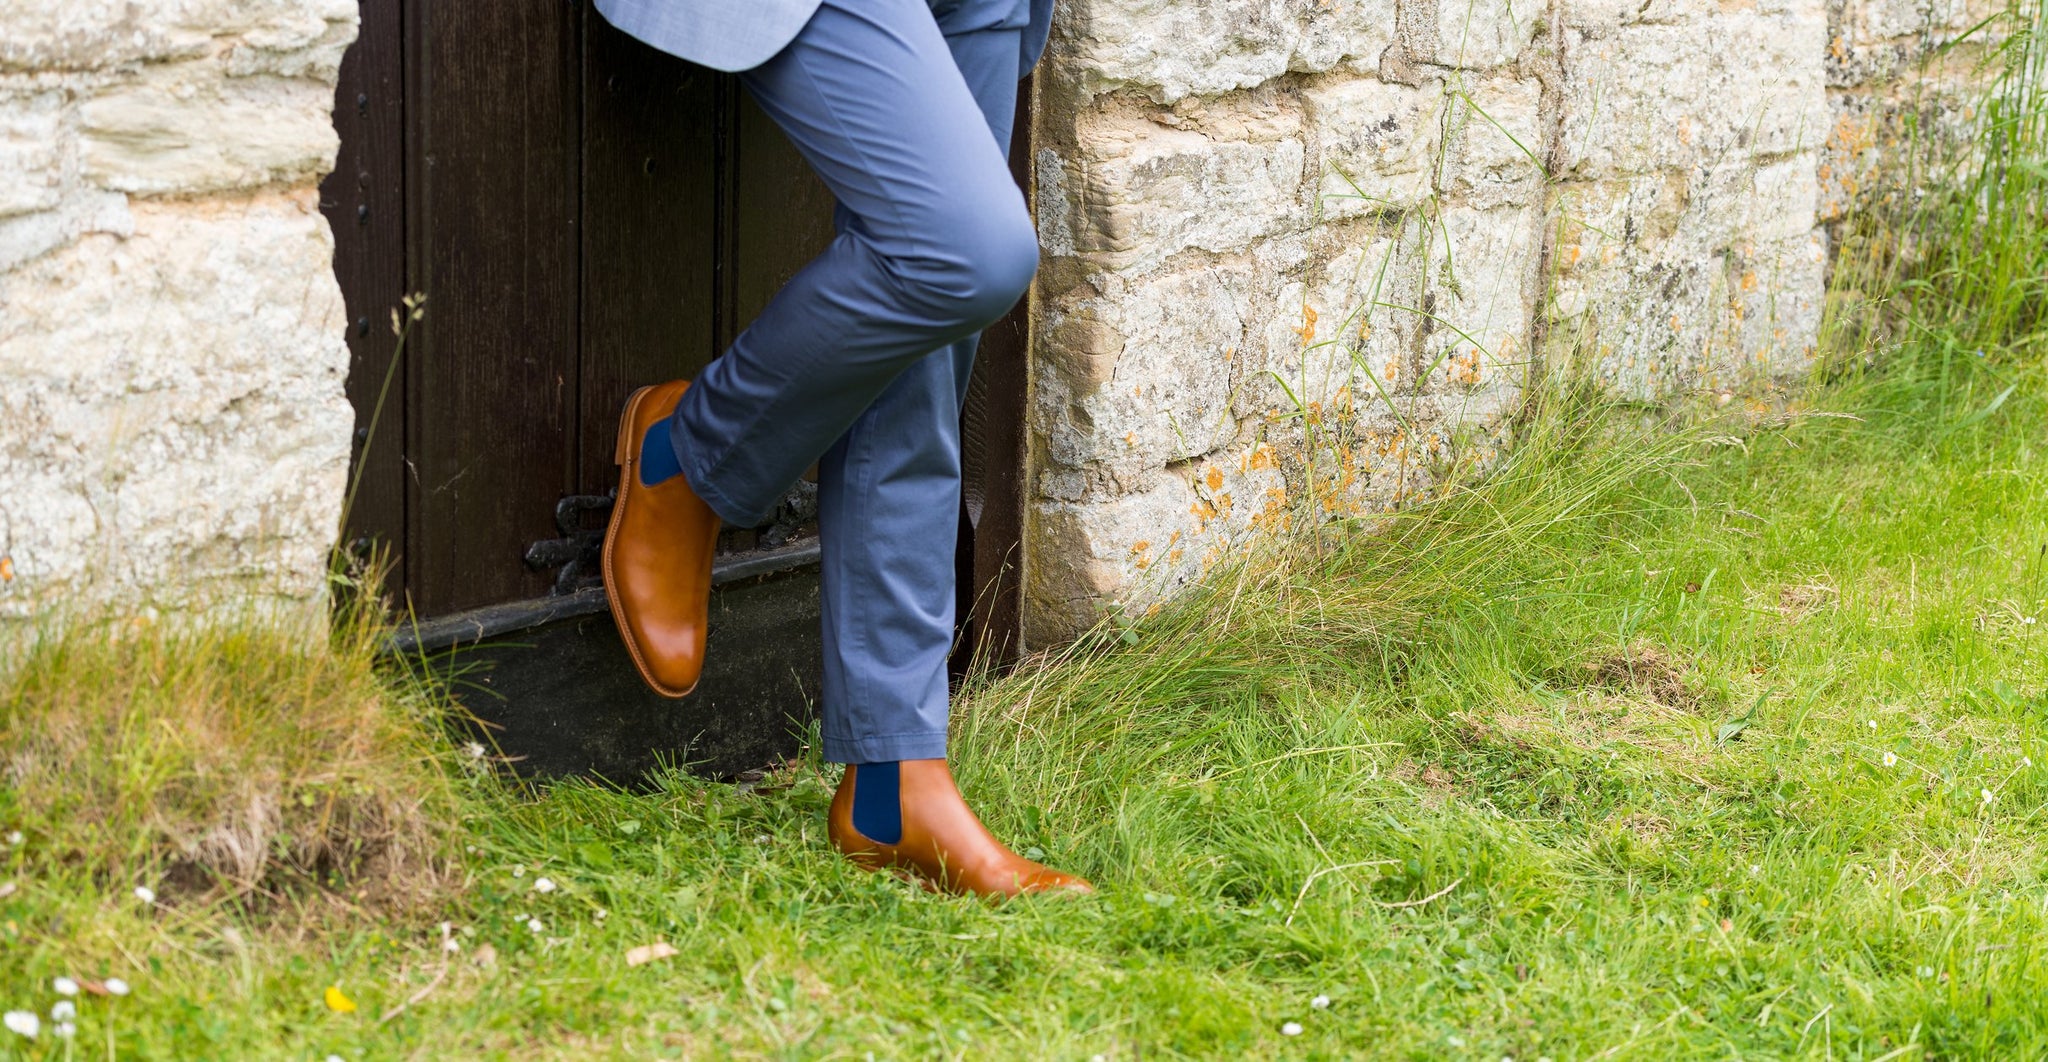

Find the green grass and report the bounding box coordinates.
[4,343,2047,1059]
[6,6,2046,1058]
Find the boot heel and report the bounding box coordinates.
[614,386,651,467]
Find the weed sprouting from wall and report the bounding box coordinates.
[1823,0,2047,396]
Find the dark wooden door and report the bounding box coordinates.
[325,0,855,617]
[320,0,1032,756]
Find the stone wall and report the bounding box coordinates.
[1022,0,1999,643]
[0,2,358,621]
[0,0,1995,638]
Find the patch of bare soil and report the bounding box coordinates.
[1580,642,1700,710]
[1775,580,1840,619]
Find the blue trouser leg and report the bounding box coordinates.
[666,0,1031,763]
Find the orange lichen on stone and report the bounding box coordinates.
[1294,303,1318,347]
[1450,349,1482,386]
[1204,465,1225,492]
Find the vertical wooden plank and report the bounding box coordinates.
[714,84,836,553]
[722,93,838,351]
[405,0,583,615]
[577,14,721,497]
[321,0,408,598]
[960,74,1036,667]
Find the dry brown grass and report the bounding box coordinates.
[0,610,459,907]
[1578,641,1701,711]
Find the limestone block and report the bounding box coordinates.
[0,0,210,70]
[0,0,356,73]
[0,90,67,218]
[1425,0,1542,69]
[1304,75,1444,219]
[1061,100,1308,274]
[1038,262,1260,493]
[81,58,343,195]
[1053,0,1302,101]
[1052,0,1400,102]
[1249,232,1418,419]
[1025,448,1289,643]
[0,190,351,618]
[1557,1,1829,178]
[1436,73,1545,208]
[1546,155,1824,395]
[1825,0,2001,85]
[0,188,133,273]
[1721,230,1828,378]
[1546,173,1726,394]
[1837,0,1978,48]
[1418,203,1540,395]
[1292,0,1403,75]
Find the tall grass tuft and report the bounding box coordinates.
[1826,0,2048,408]
[0,605,461,908]
[957,365,1722,824]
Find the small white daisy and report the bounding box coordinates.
[527,918,544,934]
[134,886,156,904]
[49,1002,73,1022]
[512,865,525,878]
[4,1011,37,1039]
[1310,995,1330,1010]
[1867,720,1878,730]
[52,1021,74,1039]
[1883,751,1898,767]
[103,978,130,996]
[533,877,556,894]
[1280,1021,1303,1036]
[4,831,21,846]
[594,908,608,921]
[52,977,77,996]
[1981,788,1997,806]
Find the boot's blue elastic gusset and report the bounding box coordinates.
[640,418,685,487]
[850,761,903,844]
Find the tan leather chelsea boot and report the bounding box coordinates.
[602,381,722,697]
[828,759,1094,898]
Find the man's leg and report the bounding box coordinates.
[816,10,1025,769]
[664,0,1037,529]
[812,3,1088,898]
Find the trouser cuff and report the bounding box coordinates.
[821,730,949,764]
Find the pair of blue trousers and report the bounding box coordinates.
[666,0,1036,763]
